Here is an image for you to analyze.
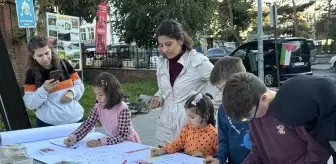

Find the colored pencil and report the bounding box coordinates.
[126,147,150,154]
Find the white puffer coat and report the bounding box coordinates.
[155,49,213,145]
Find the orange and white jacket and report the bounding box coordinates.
[23,59,84,125]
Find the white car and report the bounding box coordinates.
[330,55,336,70]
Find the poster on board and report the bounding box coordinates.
[45,12,82,71]
[95,2,108,54]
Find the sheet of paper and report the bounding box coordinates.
[130,153,204,164]
[34,149,132,164]
[49,140,80,149]
[0,123,84,145]
[0,123,96,146]
[48,132,106,150]
[128,148,204,164]
[24,133,203,164]
[24,132,106,156]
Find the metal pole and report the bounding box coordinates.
[257,0,264,81]
[273,5,280,88]
[0,93,11,131]
[26,28,30,43]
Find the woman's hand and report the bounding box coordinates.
[43,79,59,92]
[60,90,74,103]
[149,96,163,108]
[87,139,102,148]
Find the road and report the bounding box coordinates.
[312,64,336,78]
[97,64,336,147]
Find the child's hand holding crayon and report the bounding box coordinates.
[150,148,167,157]
[203,156,219,164]
[192,151,204,158]
[63,137,75,147]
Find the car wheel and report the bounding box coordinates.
[334,62,336,71]
[264,70,277,87]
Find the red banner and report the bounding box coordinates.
[95,2,108,54]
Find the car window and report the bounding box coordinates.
[283,40,309,56]
[205,49,225,57]
[110,47,117,53]
[247,43,258,73]
[232,44,250,59]
[307,41,315,50]
[264,43,275,54]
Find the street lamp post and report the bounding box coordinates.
[257,0,264,81]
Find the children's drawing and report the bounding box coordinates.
[132,155,203,164]
[49,140,79,149]
[65,150,130,163]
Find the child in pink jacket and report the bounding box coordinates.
[64,72,141,148]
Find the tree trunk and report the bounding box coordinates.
[227,0,241,43]
[292,0,298,36]
[326,0,332,46]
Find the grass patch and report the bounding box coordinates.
[0,79,158,131]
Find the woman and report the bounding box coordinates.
[23,36,84,127]
[150,20,214,146]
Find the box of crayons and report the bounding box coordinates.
[0,144,26,156]
[0,144,32,164]
[10,154,33,164]
[0,150,11,164]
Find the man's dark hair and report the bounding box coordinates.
[209,56,246,85]
[222,72,267,120]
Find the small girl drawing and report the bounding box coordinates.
[151,93,218,158]
[64,72,141,148]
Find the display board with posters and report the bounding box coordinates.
[95,2,108,54]
[45,12,82,71]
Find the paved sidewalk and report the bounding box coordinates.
[95,108,160,146]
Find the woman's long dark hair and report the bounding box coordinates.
[185,93,216,127]
[155,19,194,51]
[27,36,63,87]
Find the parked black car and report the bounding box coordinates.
[205,47,234,64]
[230,37,313,87]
